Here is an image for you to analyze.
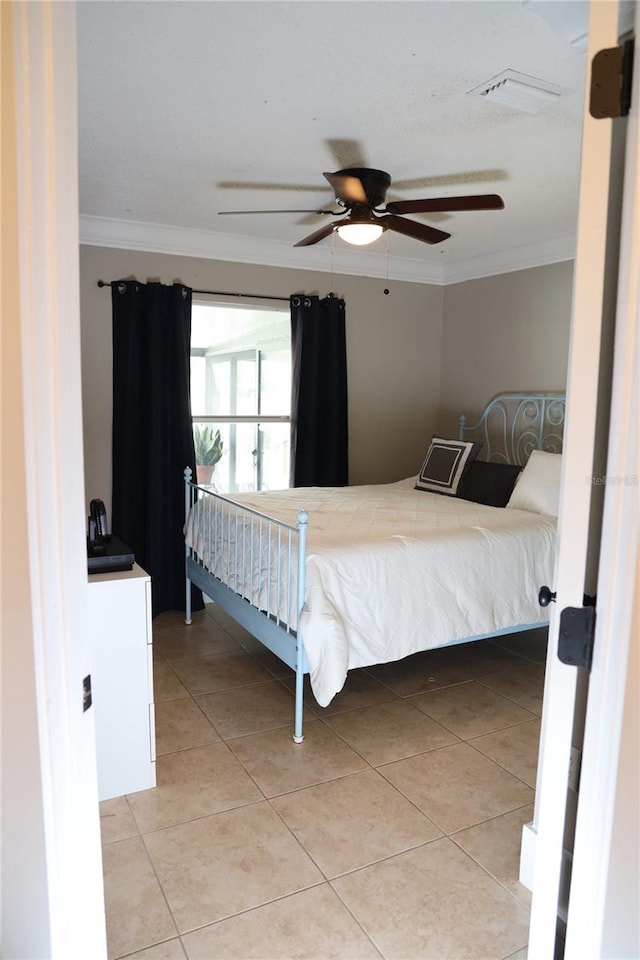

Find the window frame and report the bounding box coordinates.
[190,297,291,492]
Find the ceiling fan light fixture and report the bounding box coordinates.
[336,222,385,246]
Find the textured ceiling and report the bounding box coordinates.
[77,1,590,283]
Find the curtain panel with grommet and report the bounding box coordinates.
[111,280,203,617]
[289,294,348,487]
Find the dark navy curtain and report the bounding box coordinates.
[111,280,203,617]
[289,294,348,487]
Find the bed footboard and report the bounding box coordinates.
[183,467,309,742]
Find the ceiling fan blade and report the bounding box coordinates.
[378,214,451,245]
[293,220,340,247]
[218,208,338,216]
[392,170,507,191]
[323,171,368,205]
[218,180,327,193]
[385,194,505,215]
[325,139,367,170]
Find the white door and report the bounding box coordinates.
[527,1,637,957]
[4,2,107,957]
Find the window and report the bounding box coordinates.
[190,300,291,493]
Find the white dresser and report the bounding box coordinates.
[87,563,156,800]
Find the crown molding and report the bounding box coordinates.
[78,215,446,284]
[79,215,575,286]
[441,233,576,284]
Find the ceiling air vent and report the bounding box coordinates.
[468,69,569,114]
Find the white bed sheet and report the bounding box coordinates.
[186,480,556,706]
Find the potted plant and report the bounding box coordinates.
[193,424,224,484]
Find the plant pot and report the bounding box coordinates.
[196,464,215,485]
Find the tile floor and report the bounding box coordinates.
[100,605,549,960]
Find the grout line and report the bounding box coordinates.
[475,672,545,717]
[446,836,533,912]
[465,724,541,791]
[326,881,387,960]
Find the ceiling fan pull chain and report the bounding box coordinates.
[330,230,335,290]
[384,232,391,295]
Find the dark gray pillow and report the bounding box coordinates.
[415,438,482,496]
[456,460,522,507]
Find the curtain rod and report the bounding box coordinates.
[96,280,290,303]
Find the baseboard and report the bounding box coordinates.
[520,820,572,920]
[520,821,537,891]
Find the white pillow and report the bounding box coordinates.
[506,450,562,516]
[415,438,482,496]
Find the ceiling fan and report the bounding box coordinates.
[218,167,504,247]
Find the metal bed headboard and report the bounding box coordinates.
[459,392,566,465]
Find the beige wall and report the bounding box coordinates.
[439,260,574,435]
[79,245,443,512]
[79,247,576,515]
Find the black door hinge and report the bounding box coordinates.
[558,605,596,671]
[83,674,93,712]
[590,37,634,119]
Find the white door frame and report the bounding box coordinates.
[565,1,640,952]
[2,2,107,957]
[526,2,630,957]
[4,2,636,958]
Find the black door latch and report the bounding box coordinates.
[558,605,596,671]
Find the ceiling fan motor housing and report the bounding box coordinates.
[345,203,382,225]
[335,167,391,208]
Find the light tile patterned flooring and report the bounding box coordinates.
[100,605,548,960]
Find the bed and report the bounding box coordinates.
[184,391,565,741]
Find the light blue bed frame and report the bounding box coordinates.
[458,391,565,462]
[184,482,310,742]
[185,391,565,742]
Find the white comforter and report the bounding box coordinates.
[186,480,556,706]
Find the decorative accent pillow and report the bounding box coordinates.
[456,460,522,508]
[506,450,562,516]
[415,438,482,496]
